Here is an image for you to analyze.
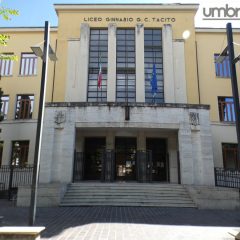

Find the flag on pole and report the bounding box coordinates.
[97,62,102,89]
[151,63,158,97]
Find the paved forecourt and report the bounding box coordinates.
[0,204,240,240]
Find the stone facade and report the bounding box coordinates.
[39,102,214,186]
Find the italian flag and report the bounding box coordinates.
[97,63,102,89]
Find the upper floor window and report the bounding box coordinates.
[0,54,13,76]
[218,97,235,122]
[116,29,136,103]
[20,53,37,76]
[15,95,34,120]
[214,54,231,78]
[87,29,108,102]
[0,95,9,120]
[11,141,29,167]
[144,29,164,103]
[222,143,239,170]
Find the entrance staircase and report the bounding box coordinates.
[60,183,196,208]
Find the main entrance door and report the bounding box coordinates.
[84,137,105,180]
[146,138,167,182]
[115,137,137,181]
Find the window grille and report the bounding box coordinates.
[222,143,238,170]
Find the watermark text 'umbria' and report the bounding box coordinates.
[203,4,240,20]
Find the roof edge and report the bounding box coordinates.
[54,4,199,13]
[196,28,240,33]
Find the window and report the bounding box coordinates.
[116,29,136,103]
[0,95,9,120]
[15,95,34,120]
[218,97,235,122]
[0,142,3,166]
[20,53,37,76]
[222,143,238,169]
[144,29,164,103]
[0,54,13,76]
[11,141,29,167]
[214,54,231,78]
[87,29,108,102]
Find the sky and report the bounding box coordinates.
[0,0,240,28]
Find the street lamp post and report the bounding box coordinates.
[226,23,240,170]
[216,23,240,169]
[29,21,56,226]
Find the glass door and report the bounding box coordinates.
[115,137,137,181]
[84,137,105,180]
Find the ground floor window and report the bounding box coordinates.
[222,143,238,169]
[11,141,29,167]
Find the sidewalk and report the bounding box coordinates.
[0,200,240,240]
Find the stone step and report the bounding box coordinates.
[62,193,192,199]
[69,183,184,188]
[60,183,196,208]
[65,191,189,196]
[60,202,196,207]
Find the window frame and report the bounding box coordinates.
[116,28,136,103]
[222,143,239,170]
[0,95,9,120]
[218,96,235,122]
[19,52,38,76]
[87,28,108,102]
[15,94,34,120]
[0,53,14,77]
[144,28,164,104]
[214,53,231,78]
[11,140,29,167]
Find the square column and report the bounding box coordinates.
[105,132,115,181]
[135,24,145,103]
[107,23,117,102]
[162,24,175,103]
[178,123,194,185]
[78,23,90,102]
[173,40,187,103]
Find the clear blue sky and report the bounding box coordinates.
[0,0,239,28]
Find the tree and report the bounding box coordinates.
[0,5,19,60]
[0,4,18,122]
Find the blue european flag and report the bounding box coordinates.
[151,63,158,97]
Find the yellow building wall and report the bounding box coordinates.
[0,29,57,120]
[54,7,200,104]
[196,31,240,121]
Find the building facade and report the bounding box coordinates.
[0,4,240,198]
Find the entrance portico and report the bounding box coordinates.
[74,129,176,183]
[39,102,215,187]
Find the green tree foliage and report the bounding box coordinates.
[0,5,19,60]
[0,5,19,121]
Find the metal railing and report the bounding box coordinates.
[0,165,34,199]
[214,167,240,189]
